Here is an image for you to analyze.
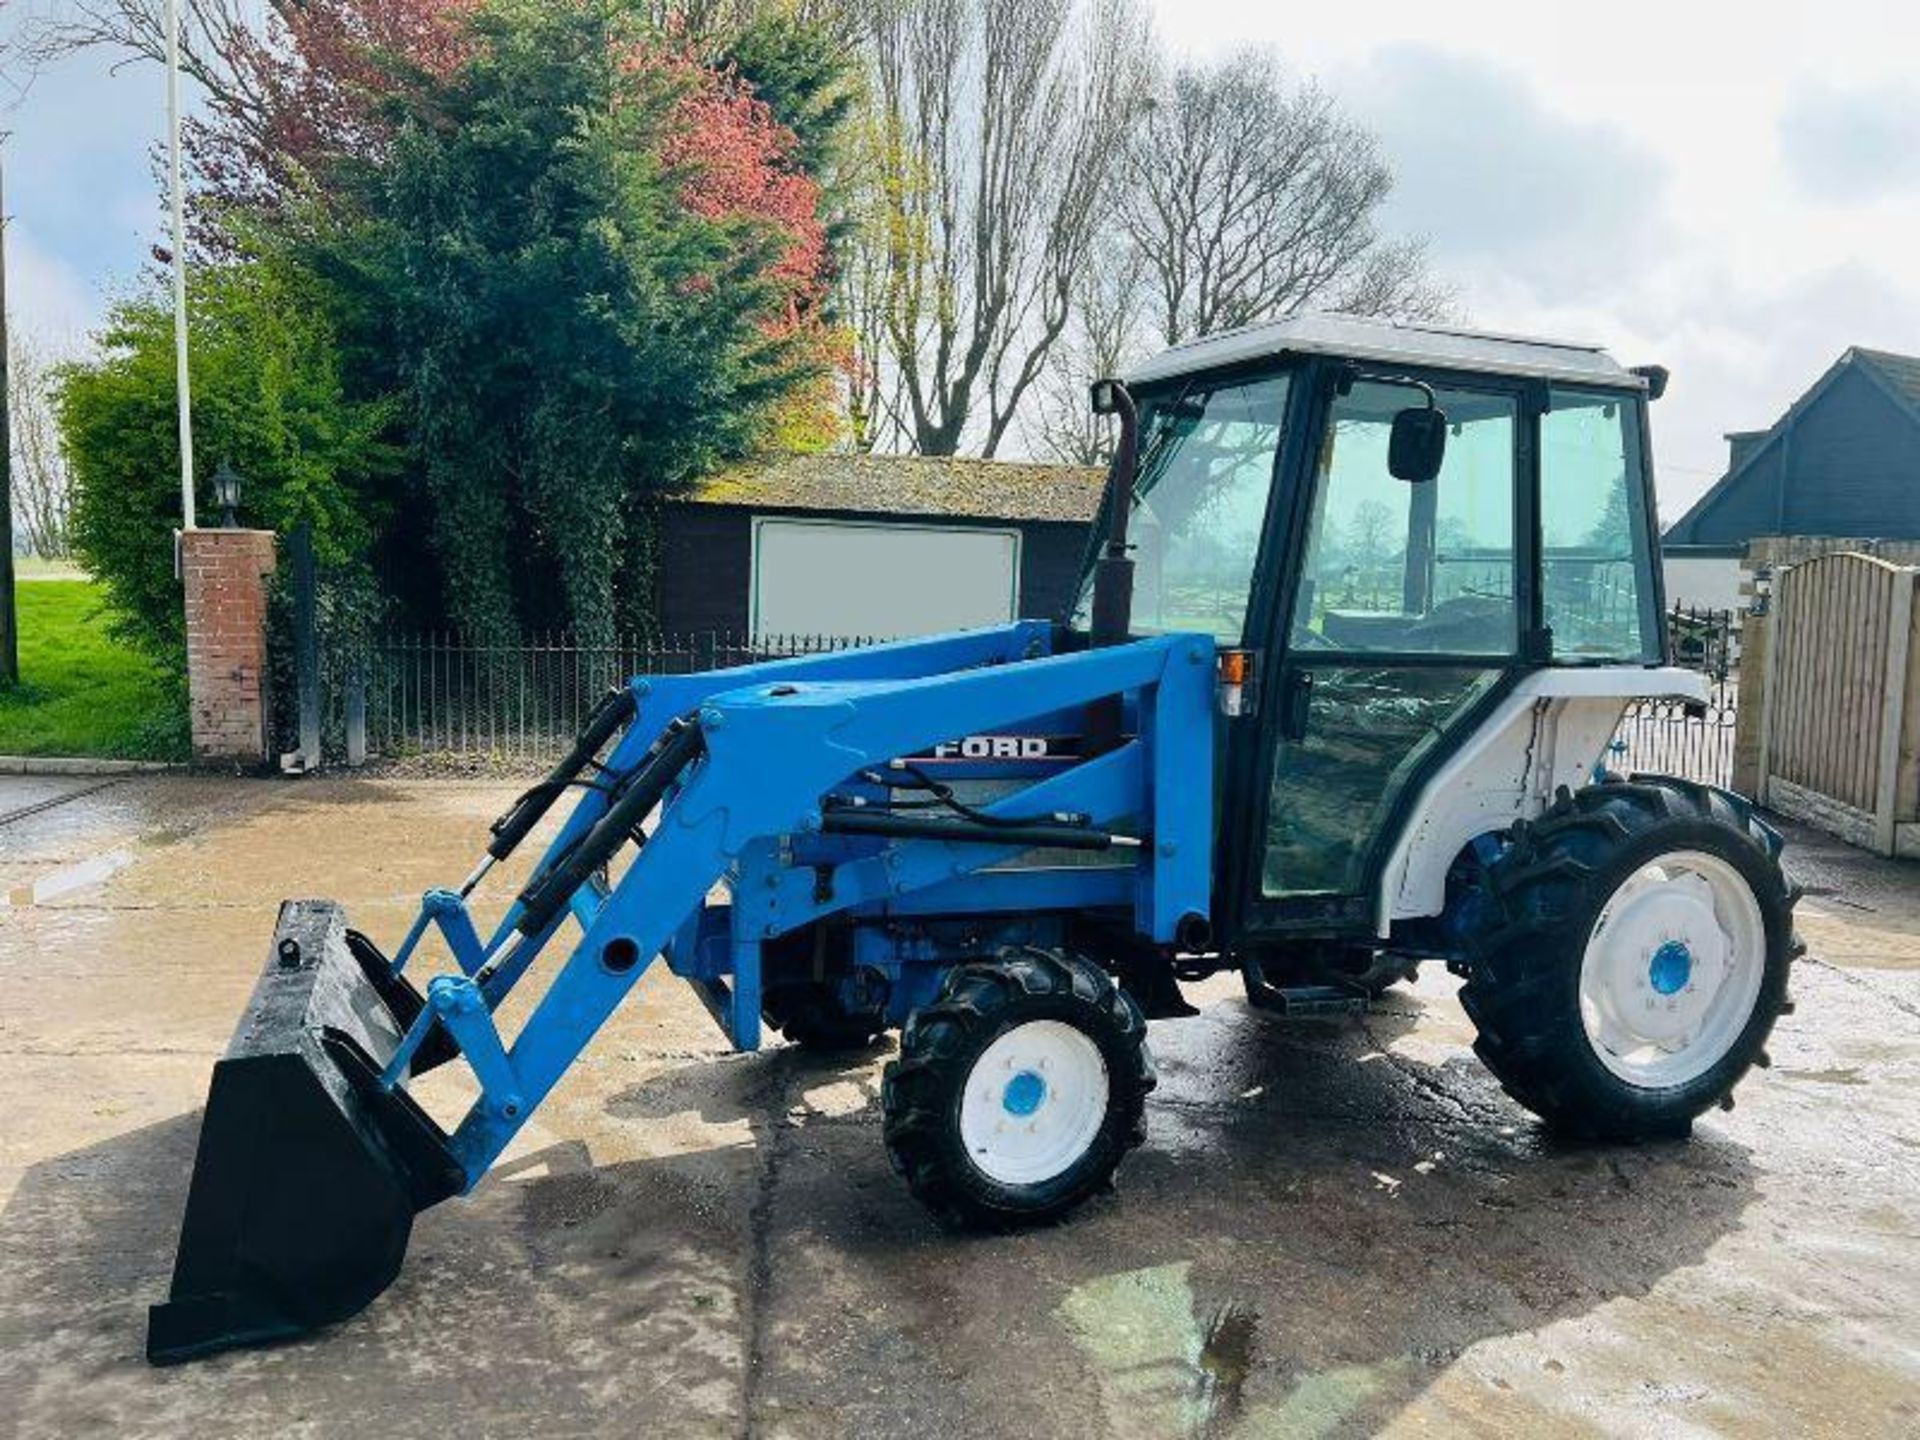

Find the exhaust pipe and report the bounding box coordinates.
[1087,377,1140,651]
[1087,378,1140,751]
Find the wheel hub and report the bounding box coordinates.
[958,1020,1109,1187]
[1002,1069,1047,1117]
[1648,939,1692,996]
[1578,850,1766,1087]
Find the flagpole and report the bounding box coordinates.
[165,0,195,531]
[1,143,18,686]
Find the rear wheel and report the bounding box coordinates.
[882,948,1154,1228]
[1461,778,1797,1140]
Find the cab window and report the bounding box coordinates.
[1290,382,1518,656]
[1119,373,1292,643]
[1541,390,1658,661]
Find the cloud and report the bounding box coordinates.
[2,40,170,340]
[1332,45,1671,299]
[1778,81,1920,204]
[7,224,106,349]
[1619,261,1920,514]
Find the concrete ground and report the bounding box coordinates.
[1,773,1917,1438]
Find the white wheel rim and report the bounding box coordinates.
[1578,849,1767,1088]
[958,1020,1110,1186]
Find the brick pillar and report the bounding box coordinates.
[183,529,278,765]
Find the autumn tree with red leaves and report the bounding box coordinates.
[49,1,845,645]
[274,0,843,642]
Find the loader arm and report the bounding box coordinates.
[149,623,1216,1363]
[435,628,1215,1179]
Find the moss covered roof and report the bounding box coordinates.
[688,452,1104,524]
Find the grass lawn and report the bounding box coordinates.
[0,580,188,760]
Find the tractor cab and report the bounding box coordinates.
[1073,314,1672,944]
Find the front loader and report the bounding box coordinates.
[150,314,1798,1363]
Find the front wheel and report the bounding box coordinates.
[1461,778,1798,1140]
[882,948,1154,1229]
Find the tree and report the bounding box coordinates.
[846,0,1152,456]
[1028,239,1145,465]
[1350,498,1395,568]
[1121,48,1447,347]
[37,0,844,645]
[13,2,472,164]
[310,0,833,644]
[13,2,260,111]
[57,252,394,668]
[9,332,72,559]
[722,6,862,182]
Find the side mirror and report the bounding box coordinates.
[1388,405,1448,482]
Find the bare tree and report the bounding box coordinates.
[1122,48,1448,347]
[9,331,71,560]
[12,1,264,121]
[847,0,1151,456]
[838,154,910,452]
[1029,238,1144,465]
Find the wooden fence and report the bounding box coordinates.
[1756,551,1920,855]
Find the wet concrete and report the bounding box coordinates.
[0,774,1916,1437]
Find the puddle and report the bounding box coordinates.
[1778,1066,1867,1086]
[1057,1264,1380,1437]
[1058,1263,1246,1436]
[2,846,137,908]
[1193,1300,1258,1426]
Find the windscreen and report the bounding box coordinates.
[1073,371,1291,643]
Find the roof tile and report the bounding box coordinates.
[1856,347,1920,413]
[688,453,1105,523]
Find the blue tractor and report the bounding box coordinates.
[148,315,1798,1363]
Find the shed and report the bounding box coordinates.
[654,453,1105,640]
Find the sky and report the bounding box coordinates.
[0,24,163,350]
[3,2,1918,519]
[1147,0,1920,516]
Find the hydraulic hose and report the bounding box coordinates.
[486,686,638,862]
[821,810,1139,853]
[514,716,705,935]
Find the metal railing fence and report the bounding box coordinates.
[345,608,1741,784]
[1612,605,1740,788]
[356,630,866,761]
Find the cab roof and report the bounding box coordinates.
[1125,312,1646,392]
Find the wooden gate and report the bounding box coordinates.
[1756,552,1920,854]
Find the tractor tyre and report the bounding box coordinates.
[1460,777,1798,1141]
[762,982,886,1053]
[882,947,1154,1229]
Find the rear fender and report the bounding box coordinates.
[1376,666,1711,933]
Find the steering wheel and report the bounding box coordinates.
[1401,596,1510,650]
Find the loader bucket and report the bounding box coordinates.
[147,900,466,1365]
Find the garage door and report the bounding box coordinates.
[750,517,1022,641]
